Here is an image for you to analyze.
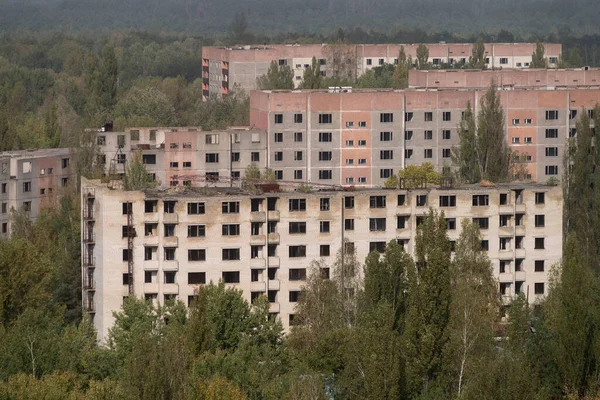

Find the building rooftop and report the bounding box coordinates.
[88,178,558,199]
[0,148,71,159]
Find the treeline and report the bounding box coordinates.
[0,31,249,152]
[1,0,600,37]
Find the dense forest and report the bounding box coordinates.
[1,0,600,36]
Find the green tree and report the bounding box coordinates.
[256,61,294,90]
[416,44,430,70]
[545,236,599,397]
[0,239,53,327]
[230,12,248,43]
[125,150,158,191]
[530,42,548,68]
[397,162,442,188]
[113,86,175,130]
[568,48,583,67]
[452,84,510,183]
[468,38,486,69]
[404,210,451,396]
[451,102,479,183]
[447,220,498,397]
[300,56,322,89]
[43,103,61,148]
[392,46,410,89]
[362,240,412,329]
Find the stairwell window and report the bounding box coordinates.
[319,114,332,124]
[380,113,394,123]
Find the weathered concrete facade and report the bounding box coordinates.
[409,68,600,89]
[82,177,562,342]
[250,87,600,184]
[202,43,562,98]
[0,148,73,236]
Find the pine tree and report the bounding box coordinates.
[404,210,452,396]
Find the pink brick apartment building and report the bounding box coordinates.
[202,43,562,99]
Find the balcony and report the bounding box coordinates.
[267,211,280,221]
[163,260,179,270]
[250,258,266,268]
[268,279,280,291]
[515,271,526,282]
[498,273,514,283]
[144,260,159,270]
[515,226,526,236]
[163,283,179,295]
[251,281,266,292]
[269,302,280,313]
[84,301,95,313]
[515,248,526,259]
[144,235,159,246]
[268,256,280,267]
[251,211,266,222]
[251,235,266,246]
[499,205,514,215]
[267,233,280,244]
[163,213,178,223]
[514,203,526,213]
[144,212,159,222]
[83,279,96,290]
[83,231,95,243]
[83,257,96,267]
[163,236,179,247]
[498,226,513,237]
[83,209,94,220]
[144,283,159,293]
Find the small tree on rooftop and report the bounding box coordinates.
[125,150,157,191]
[530,42,548,69]
[256,61,294,90]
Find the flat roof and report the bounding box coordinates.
[0,148,70,159]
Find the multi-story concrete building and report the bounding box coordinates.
[0,148,73,236]
[202,43,562,98]
[96,126,267,186]
[250,87,600,184]
[409,67,600,89]
[82,177,562,342]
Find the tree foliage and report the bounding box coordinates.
[469,38,486,69]
[530,41,548,68]
[452,84,510,183]
[256,61,294,90]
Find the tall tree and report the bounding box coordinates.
[392,46,409,89]
[452,83,510,183]
[416,44,430,70]
[404,210,451,396]
[230,12,248,43]
[468,38,486,69]
[256,61,294,90]
[530,42,548,68]
[300,56,322,89]
[362,240,412,329]
[451,102,479,183]
[447,220,498,397]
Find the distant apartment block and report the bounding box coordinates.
[249,87,600,184]
[409,67,600,89]
[0,148,73,236]
[96,126,267,186]
[202,43,562,98]
[82,177,562,342]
